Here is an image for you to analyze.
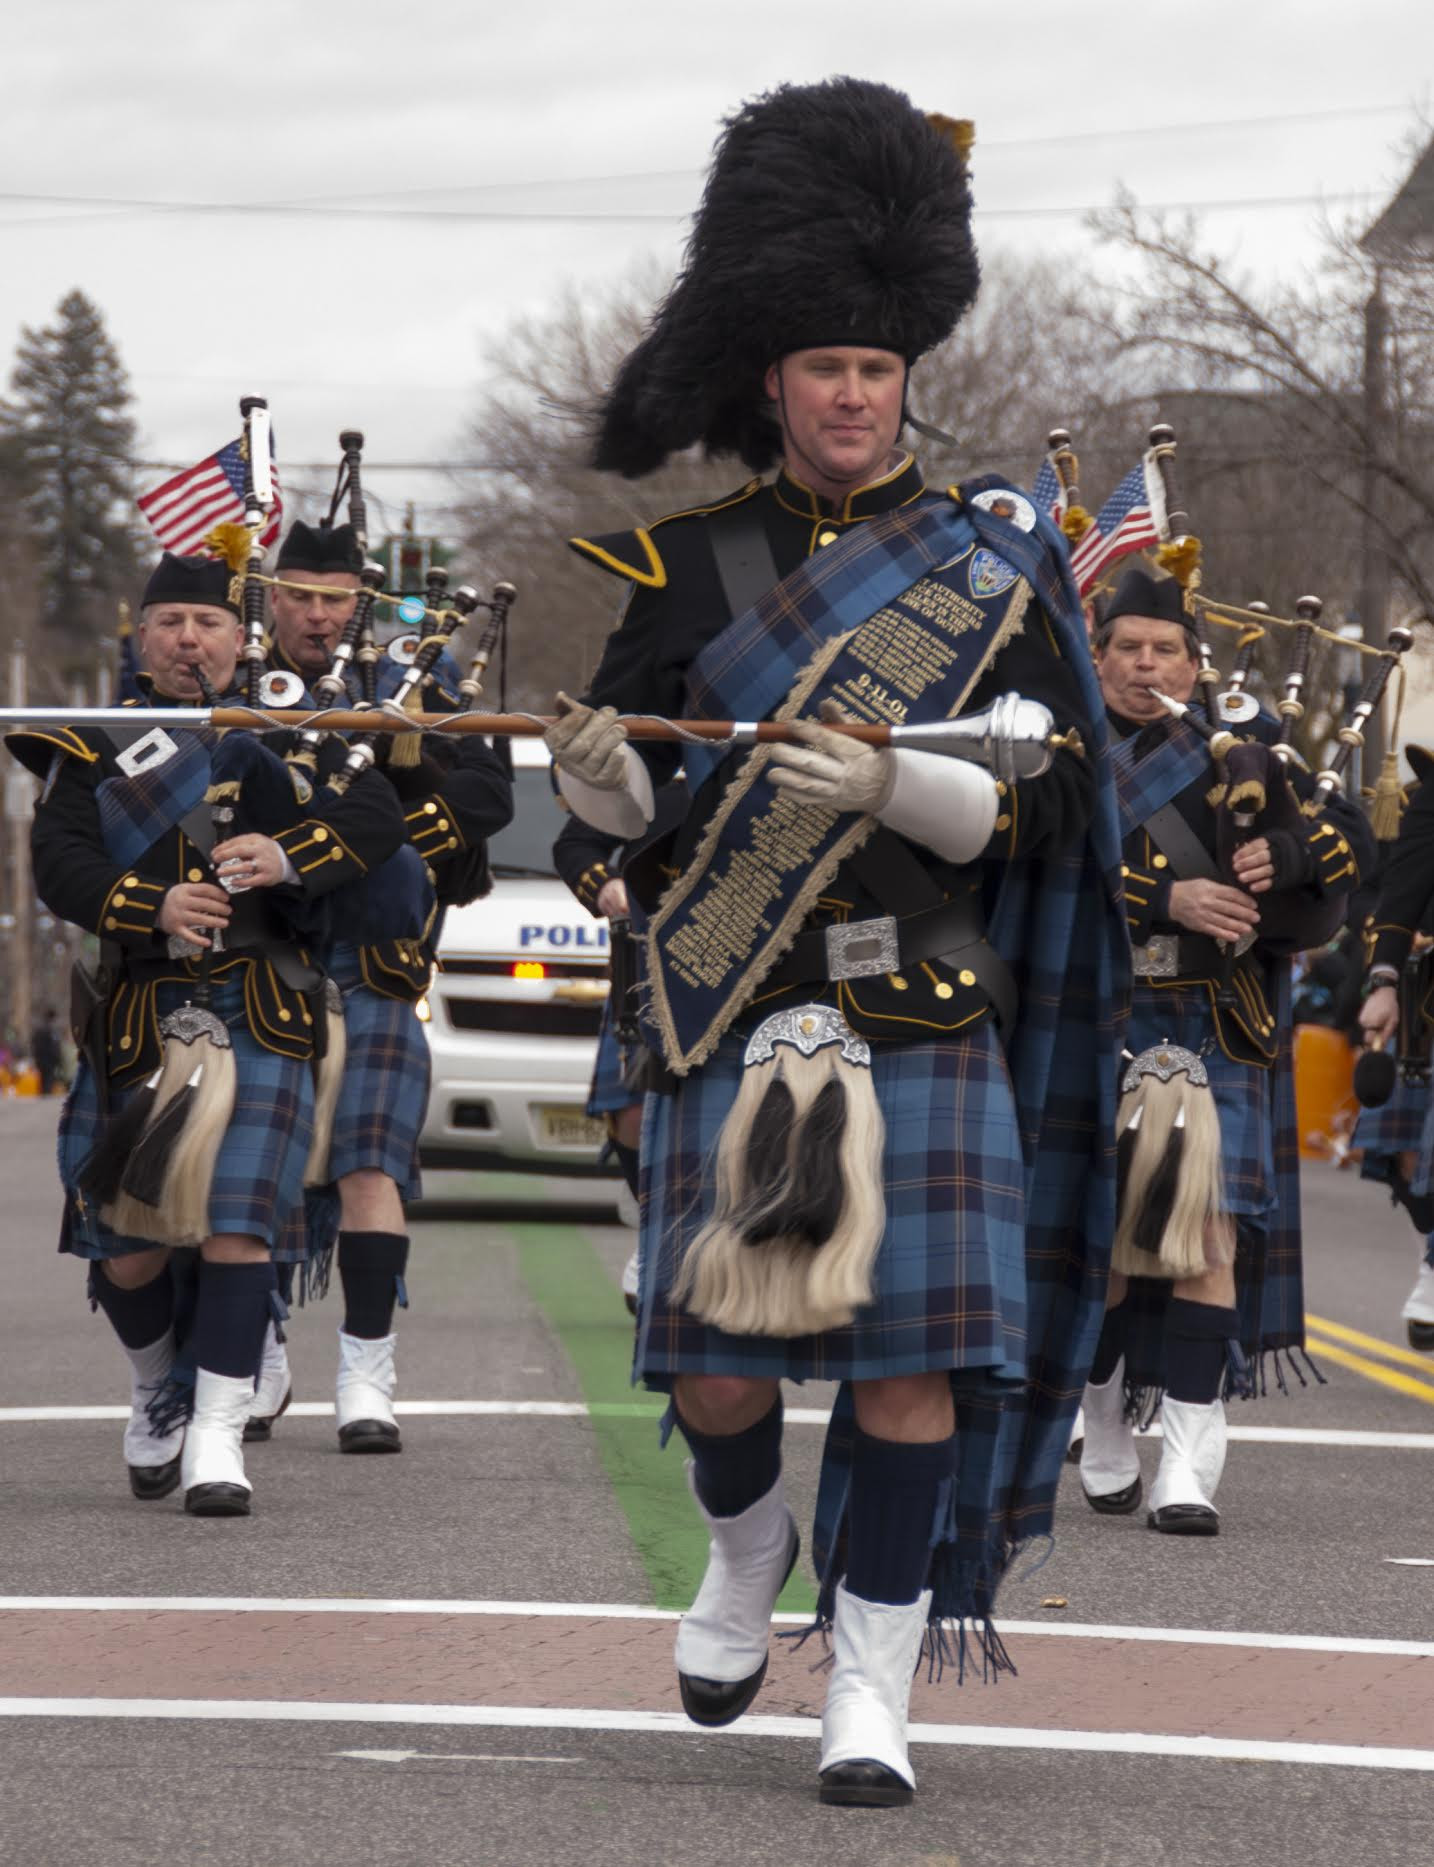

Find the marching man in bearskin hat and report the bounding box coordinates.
[547,78,1129,1805]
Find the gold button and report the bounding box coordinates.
[890,975,908,991]
[187,868,204,883]
[112,893,126,908]
[424,801,438,815]
[995,780,1008,797]
[331,847,344,861]
[1336,838,1348,853]
[1121,865,1131,877]
[994,814,1011,832]
[817,529,839,547]
[301,1008,313,1024]
[123,875,138,887]
[119,1034,131,1048]
[278,1007,292,1022]
[312,827,328,842]
[800,1015,816,1033]
[104,917,117,931]
[959,969,977,986]
[436,818,449,832]
[1153,854,1169,869]
[447,837,458,850]
[934,982,954,1000]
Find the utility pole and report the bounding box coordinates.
[5,640,34,1051]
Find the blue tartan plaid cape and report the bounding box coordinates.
[672,482,1131,1631]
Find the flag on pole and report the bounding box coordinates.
[137,436,283,556]
[1068,452,1165,595]
[1030,457,1066,528]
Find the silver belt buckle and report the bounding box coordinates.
[115,727,179,778]
[1131,933,1179,978]
[824,915,899,982]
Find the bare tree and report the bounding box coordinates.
[1089,175,1434,633]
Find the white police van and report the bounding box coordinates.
[416,739,614,1176]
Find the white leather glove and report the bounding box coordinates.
[545,692,631,790]
[765,700,895,813]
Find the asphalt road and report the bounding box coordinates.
[2,1094,1432,1867]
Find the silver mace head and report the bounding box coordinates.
[887,692,1058,782]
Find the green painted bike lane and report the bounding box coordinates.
[509,1219,817,1615]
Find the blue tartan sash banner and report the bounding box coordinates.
[95,726,218,868]
[1108,716,1211,842]
[647,498,1033,1072]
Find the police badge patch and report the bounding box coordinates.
[969,547,1019,598]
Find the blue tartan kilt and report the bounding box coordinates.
[1129,984,1275,1218]
[1354,1073,1428,1181]
[324,944,429,1201]
[587,1008,638,1118]
[634,1020,1027,1386]
[1411,1090,1434,1199]
[58,977,314,1260]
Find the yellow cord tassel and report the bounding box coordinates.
[1156,536,1202,588]
[1061,504,1094,542]
[203,522,253,573]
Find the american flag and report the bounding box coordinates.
[1030,457,1066,527]
[1067,452,1165,596]
[137,435,283,556]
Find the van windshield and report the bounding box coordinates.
[485,765,565,878]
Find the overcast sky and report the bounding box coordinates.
[2,1,1428,542]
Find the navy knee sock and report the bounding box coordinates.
[338,1231,409,1339]
[1164,1298,1239,1404]
[189,1260,276,1381]
[845,1427,956,1607]
[90,1262,175,1350]
[1089,1298,1129,1387]
[674,1395,783,1520]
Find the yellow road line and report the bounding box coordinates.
[1306,1312,1434,1375]
[1304,1336,1434,1407]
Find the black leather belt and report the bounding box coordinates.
[764,895,1015,1029]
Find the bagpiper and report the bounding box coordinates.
[1078,566,1373,1531]
[254,517,512,1452]
[5,551,405,1514]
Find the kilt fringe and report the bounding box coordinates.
[1122,1340,1324,1426]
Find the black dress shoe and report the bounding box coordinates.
[184,1482,251,1517]
[1083,1475,1142,1516]
[680,1656,769,1728]
[1408,1318,1434,1352]
[243,1385,292,1444]
[338,1418,402,1454]
[818,1761,913,1808]
[1148,1502,1219,1536]
[128,1455,182,1501]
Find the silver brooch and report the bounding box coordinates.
[743,1003,871,1069]
[1121,1042,1208,1092]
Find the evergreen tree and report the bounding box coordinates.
[0,289,139,670]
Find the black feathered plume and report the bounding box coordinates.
[593,78,978,477]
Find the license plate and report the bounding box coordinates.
[533,1105,606,1150]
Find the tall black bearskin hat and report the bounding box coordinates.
[276,519,364,574]
[592,78,979,478]
[140,552,242,617]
